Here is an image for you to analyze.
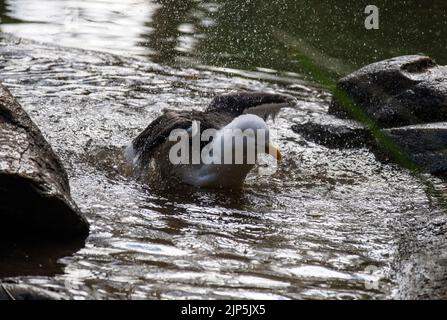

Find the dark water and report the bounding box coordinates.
[0,1,446,300]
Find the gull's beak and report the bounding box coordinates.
[266,142,283,161]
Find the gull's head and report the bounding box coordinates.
[176,113,283,188]
[214,114,282,163]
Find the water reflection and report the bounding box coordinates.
[0,239,85,278]
[0,0,156,55]
[0,0,446,78]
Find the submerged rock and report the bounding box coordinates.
[329,55,447,128]
[0,83,89,240]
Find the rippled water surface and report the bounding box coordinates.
[0,0,447,300]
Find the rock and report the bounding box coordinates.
[383,123,447,173]
[0,83,89,240]
[291,114,372,149]
[293,118,447,174]
[392,209,447,299]
[329,55,447,128]
[292,120,447,175]
[0,283,65,300]
[296,55,447,174]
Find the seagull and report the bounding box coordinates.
[126,91,296,188]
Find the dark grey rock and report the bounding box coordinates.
[392,208,447,299]
[291,114,372,149]
[383,123,447,174]
[0,83,89,240]
[329,55,447,128]
[0,283,65,300]
[292,117,447,174]
[297,55,447,174]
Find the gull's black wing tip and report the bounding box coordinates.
[206,91,297,120]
